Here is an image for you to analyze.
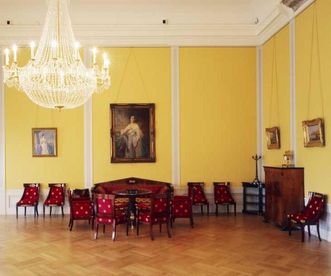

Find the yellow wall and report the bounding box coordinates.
[262,26,291,166]
[180,47,257,188]
[5,49,84,189]
[5,47,258,192]
[92,48,172,183]
[296,0,331,197]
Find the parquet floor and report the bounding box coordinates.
[0,214,330,276]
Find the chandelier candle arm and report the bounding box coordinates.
[2,0,110,109]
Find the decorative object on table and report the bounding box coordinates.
[265,127,280,149]
[288,192,326,242]
[32,128,57,157]
[2,0,110,109]
[16,183,40,218]
[187,182,209,215]
[251,154,262,185]
[213,182,236,216]
[302,118,325,147]
[110,104,155,163]
[282,150,294,167]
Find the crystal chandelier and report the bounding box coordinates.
[2,0,110,109]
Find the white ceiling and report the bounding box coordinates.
[0,0,314,46]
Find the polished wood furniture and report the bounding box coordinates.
[242,182,265,215]
[288,192,326,242]
[16,183,40,218]
[213,182,236,216]
[43,183,66,217]
[113,189,152,227]
[188,182,209,215]
[264,167,304,228]
[92,177,173,198]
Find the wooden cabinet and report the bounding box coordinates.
[264,167,304,228]
[242,182,265,215]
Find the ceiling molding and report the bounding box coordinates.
[0,0,315,47]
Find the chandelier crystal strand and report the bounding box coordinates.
[2,0,110,109]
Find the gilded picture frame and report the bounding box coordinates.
[110,104,156,163]
[302,118,325,147]
[266,127,280,149]
[32,128,57,157]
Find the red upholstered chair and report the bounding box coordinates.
[94,194,128,241]
[43,183,66,217]
[136,193,171,240]
[171,195,193,228]
[16,183,40,218]
[188,182,209,215]
[214,182,236,216]
[68,189,94,231]
[288,192,326,242]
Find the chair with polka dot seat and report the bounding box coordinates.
[136,193,171,240]
[43,183,66,217]
[213,182,236,216]
[288,192,326,242]
[188,182,209,215]
[94,194,128,241]
[16,183,40,218]
[68,189,94,231]
[171,195,193,228]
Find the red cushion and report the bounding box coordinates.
[172,196,191,218]
[214,185,235,204]
[154,198,167,213]
[138,212,167,224]
[44,198,63,205]
[289,195,325,223]
[71,200,93,219]
[17,187,39,206]
[192,186,208,204]
[96,211,126,224]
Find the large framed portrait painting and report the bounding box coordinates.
[32,128,57,157]
[110,104,156,163]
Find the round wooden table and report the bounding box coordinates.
[113,189,152,227]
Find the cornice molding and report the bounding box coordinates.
[0,1,315,47]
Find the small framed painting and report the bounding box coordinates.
[32,128,57,157]
[110,103,156,163]
[266,127,280,149]
[302,118,325,147]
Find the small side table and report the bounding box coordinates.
[242,182,265,215]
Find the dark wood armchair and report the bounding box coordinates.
[188,182,209,215]
[288,192,326,242]
[16,183,40,218]
[213,182,236,216]
[136,193,171,240]
[43,183,66,217]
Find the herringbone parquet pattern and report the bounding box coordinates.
[0,214,330,275]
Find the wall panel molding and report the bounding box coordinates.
[289,19,297,165]
[171,47,180,186]
[84,48,93,189]
[256,46,264,181]
[0,47,6,215]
